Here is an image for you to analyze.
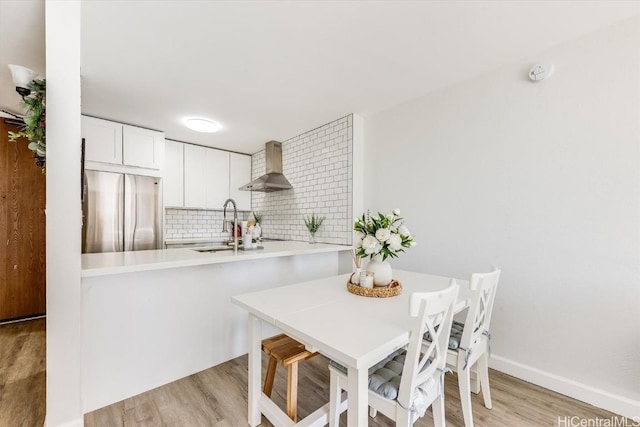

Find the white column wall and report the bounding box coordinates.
[45,1,83,426]
[363,17,640,417]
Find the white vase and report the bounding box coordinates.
[366,256,393,286]
[252,224,262,240]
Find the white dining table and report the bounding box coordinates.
[231,269,470,427]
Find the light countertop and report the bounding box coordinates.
[81,241,352,277]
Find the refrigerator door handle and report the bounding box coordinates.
[116,178,124,252]
[124,175,136,251]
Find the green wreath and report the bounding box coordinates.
[9,79,46,173]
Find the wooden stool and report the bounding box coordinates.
[262,333,318,421]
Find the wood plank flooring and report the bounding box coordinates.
[85,350,617,427]
[0,319,618,427]
[0,318,46,427]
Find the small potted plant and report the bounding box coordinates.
[304,213,325,244]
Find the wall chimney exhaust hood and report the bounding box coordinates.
[240,141,292,192]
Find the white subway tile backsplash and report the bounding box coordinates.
[164,208,250,242]
[251,114,353,245]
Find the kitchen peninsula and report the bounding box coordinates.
[81,241,352,413]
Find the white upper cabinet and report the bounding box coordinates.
[122,125,164,169]
[163,140,184,207]
[82,115,164,170]
[205,149,230,209]
[183,144,207,209]
[162,141,253,211]
[82,116,123,165]
[229,153,252,211]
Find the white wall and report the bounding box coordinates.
[45,1,83,426]
[363,17,640,417]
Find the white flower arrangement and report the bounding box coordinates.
[354,209,416,261]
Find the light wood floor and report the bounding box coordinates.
[85,350,616,427]
[0,319,617,427]
[0,318,46,427]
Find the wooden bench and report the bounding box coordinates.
[262,333,318,421]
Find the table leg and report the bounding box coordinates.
[248,314,262,426]
[347,365,368,427]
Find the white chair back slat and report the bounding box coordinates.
[329,278,467,427]
[459,268,501,351]
[397,281,459,410]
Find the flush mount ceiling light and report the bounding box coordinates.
[184,118,222,133]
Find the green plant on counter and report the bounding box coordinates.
[252,211,263,224]
[304,213,325,243]
[8,79,46,173]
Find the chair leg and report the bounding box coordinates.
[396,407,413,427]
[477,353,492,409]
[470,368,481,394]
[458,368,474,427]
[263,356,277,397]
[432,394,446,427]
[286,362,299,421]
[329,370,341,427]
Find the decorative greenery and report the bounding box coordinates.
[354,209,416,261]
[8,79,46,173]
[304,213,325,235]
[252,211,263,224]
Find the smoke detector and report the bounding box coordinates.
[529,63,554,82]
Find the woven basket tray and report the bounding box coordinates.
[346,277,402,298]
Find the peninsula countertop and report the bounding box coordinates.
[81,241,352,277]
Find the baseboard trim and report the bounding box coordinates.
[44,416,83,427]
[489,355,640,419]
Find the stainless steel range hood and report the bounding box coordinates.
[240,141,293,192]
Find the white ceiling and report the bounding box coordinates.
[1,1,638,154]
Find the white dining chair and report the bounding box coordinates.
[431,267,501,427]
[328,281,460,427]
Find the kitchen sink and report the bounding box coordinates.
[193,247,234,253]
[194,245,264,253]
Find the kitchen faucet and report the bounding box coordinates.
[222,198,238,254]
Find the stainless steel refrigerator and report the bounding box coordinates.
[82,170,162,253]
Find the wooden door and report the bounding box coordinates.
[0,120,46,321]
